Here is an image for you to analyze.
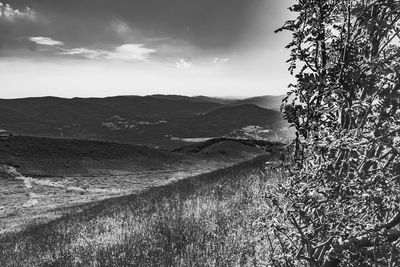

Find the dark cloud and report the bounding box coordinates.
[1,0,269,51]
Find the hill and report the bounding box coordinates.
[172,137,282,154]
[229,95,285,110]
[150,94,238,104]
[0,95,222,124]
[0,135,184,177]
[170,104,284,137]
[200,104,282,126]
[0,135,278,177]
[0,96,286,148]
[0,154,281,266]
[0,135,273,234]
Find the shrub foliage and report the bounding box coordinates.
[269,0,400,266]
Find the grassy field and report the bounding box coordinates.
[0,155,283,266]
[0,135,280,235]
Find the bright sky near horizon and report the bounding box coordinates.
[0,0,294,99]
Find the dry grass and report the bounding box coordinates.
[0,155,283,266]
[0,156,257,235]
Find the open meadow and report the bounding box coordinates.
[0,155,284,266]
[0,136,281,236]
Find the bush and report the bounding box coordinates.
[269,1,400,266]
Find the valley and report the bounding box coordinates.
[0,95,292,148]
[0,94,287,261]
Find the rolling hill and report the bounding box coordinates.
[0,135,277,177]
[170,104,284,137]
[150,94,238,104]
[0,95,222,123]
[0,135,182,177]
[0,95,287,147]
[0,134,275,235]
[229,95,286,110]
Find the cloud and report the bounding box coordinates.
[213,57,230,64]
[0,2,36,21]
[109,20,132,37]
[58,48,106,59]
[58,44,155,61]
[176,58,192,69]
[29,37,64,46]
[106,44,156,61]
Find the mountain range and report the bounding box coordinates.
[0,94,289,148]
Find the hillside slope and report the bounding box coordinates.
[0,135,276,177]
[0,96,222,124]
[0,154,280,266]
[172,137,282,154]
[0,135,183,177]
[229,95,285,110]
[150,94,238,104]
[0,135,271,235]
[169,104,284,137]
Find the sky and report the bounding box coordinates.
[0,0,294,99]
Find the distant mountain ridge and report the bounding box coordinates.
[149,94,286,108]
[0,96,222,122]
[149,94,238,105]
[228,95,285,110]
[0,94,288,147]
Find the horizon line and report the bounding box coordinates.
[0,93,286,100]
